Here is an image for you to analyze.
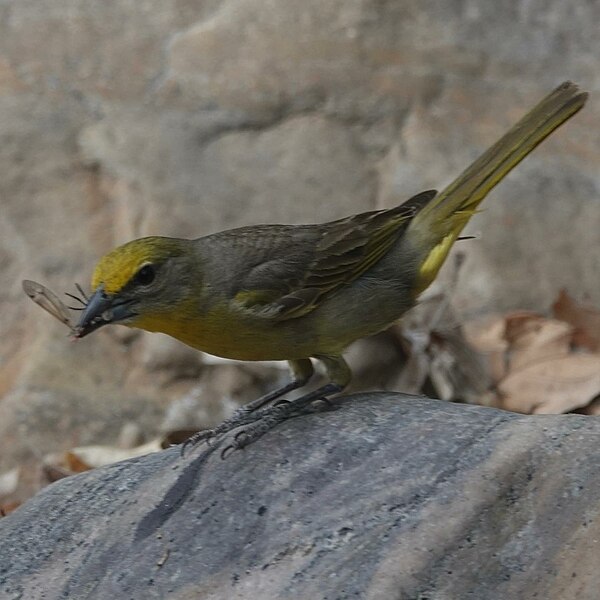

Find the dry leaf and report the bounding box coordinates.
[65,451,94,473]
[499,353,600,414]
[391,279,491,402]
[463,314,508,382]
[42,460,73,483]
[42,439,163,482]
[429,346,456,401]
[552,288,600,351]
[67,439,163,469]
[504,311,545,342]
[507,317,572,371]
[0,501,21,517]
[463,314,507,353]
[0,468,19,498]
[575,396,600,416]
[162,429,201,446]
[392,328,431,394]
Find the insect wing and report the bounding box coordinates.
[22,280,74,331]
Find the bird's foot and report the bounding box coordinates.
[219,401,310,458]
[180,405,265,456]
[180,375,318,456]
[181,382,342,458]
[218,384,342,458]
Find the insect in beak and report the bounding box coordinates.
[22,280,90,337]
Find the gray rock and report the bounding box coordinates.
[1,393,598,599]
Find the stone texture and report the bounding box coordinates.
[0,0,599,492]
[0,393,598,599]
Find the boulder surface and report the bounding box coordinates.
[1,393,598,599]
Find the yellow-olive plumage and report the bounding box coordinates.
[75,82,587,448]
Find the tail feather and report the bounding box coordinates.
[410,81,587,294]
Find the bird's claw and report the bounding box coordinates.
[179,429,214,456]
[220,445,236,460]
[218,429,249,459]
[272,398,291,408]
[233,429,248,444]
[314,397,336,410]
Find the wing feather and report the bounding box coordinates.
[233,190,437,320]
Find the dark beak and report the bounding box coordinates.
[74,285,136,338]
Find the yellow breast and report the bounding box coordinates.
[130,300,314,362]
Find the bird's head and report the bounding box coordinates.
[75,236,196,338]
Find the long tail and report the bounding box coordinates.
[409,81,588,295]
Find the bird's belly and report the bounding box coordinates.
[181,324,312,362]
[132,307,316,362]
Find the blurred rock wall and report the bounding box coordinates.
[1,0,598,478]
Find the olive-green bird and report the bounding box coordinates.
[75,81,587,453]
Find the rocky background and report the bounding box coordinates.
[0,0,599,503]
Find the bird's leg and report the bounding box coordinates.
[239,358,315,413]
[220,355,352,458]
[181,358,314,454]
[221,382,342,459]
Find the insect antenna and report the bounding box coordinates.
[64,283,89,311]
[75,283,89,302]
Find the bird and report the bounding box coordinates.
[73,81,587,455]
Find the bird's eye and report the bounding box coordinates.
[135,264,156,286]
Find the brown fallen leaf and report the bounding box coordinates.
[498,353,600,414]
[66,439,163,469]
[506,316,573,372]
[575,396,600,416]
[42,462,73,483]
[42,439,163,482]
[161,429,202,447]
[504,311,545,343]
[0,501,21,517]
[552,288,600,351]
[65,451,95,473]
